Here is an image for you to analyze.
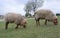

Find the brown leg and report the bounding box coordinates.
[15,24,19,29]
[38,20,40,26]
[35,18,40,26]
[45,20,47,25]
[36,20,40,26]
[23,25,26,28]
[5,22,9,30]
[36,20,38,26]
[37,18,40,26]
[36,20,37,25]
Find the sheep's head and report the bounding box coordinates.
[53,16,58,25]
[21,19,27,28]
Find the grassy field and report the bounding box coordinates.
[0,16,60,38]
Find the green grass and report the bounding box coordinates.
[0,16,60,38]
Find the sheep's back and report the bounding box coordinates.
[5,13,22,23]
[35,9,55,19]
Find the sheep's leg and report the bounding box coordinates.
[38,20,40,26]
[23,25,26,28]
[36,20,40,26]
[37,18,40,26]
[15,24,19,29]
[5,22,9,30]
[36,20,38,26]
[45,20,47,25]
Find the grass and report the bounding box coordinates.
[0,16,60,38]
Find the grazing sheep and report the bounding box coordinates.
[4,13,27,30]
[34,9,58,26]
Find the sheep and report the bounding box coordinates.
[34,9,58,26]
[4,13,27,30]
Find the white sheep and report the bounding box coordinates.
[4,12,27,29]
[34,9,58,26]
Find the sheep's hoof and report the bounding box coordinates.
[5,28,8,30]
[36,25,40,26]
[5,27,8,30]
[15,27,18,29]
[44,23,47,25]
[45,24,47,26]
[23,25,26,28]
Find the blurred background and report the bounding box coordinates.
[0,0,60,19]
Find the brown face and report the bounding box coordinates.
[53,18,58,25]
[21,19,27,26]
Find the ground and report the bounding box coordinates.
[0,16,60,38]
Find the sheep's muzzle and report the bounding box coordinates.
[53,18,58,25]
